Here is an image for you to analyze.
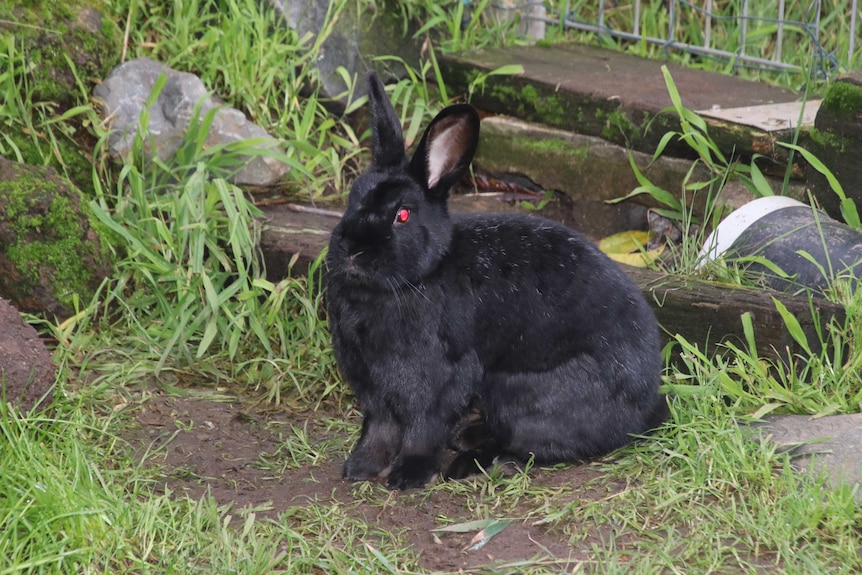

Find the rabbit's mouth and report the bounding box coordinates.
[336,252,377,285]
[344,251,366,275]
[336,259,415,294]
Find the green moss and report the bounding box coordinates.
[0,0,120,196]
[820,81,862,119]
[0,0,121,106]
[597,109,639,141]
[489,83,568,127]
[595,107,643,141]
[519,137,590,160]
[807,126,849,152]
[0,172,108,311]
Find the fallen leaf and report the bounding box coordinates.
[464,519,513,552]
[605,247,665,268]
[432,518,497,533]
[599,230,652,255]
[432,518,514,552]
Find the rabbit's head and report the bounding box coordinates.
[328,72,480,289]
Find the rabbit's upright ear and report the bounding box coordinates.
[409,104,480,200]
[367,72,406,171]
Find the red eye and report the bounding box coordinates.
[395,208,410,224]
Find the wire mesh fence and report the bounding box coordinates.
[483,1,860,79]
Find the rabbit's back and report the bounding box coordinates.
[443,213,658,368]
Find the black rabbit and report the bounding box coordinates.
[326,72,668,490]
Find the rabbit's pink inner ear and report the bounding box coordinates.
[425,118,471,189]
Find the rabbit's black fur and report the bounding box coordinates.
[326,72,668,490]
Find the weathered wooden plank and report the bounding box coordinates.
[625,267,844,360]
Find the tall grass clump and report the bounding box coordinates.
[608,65,778,278]
[0,401,116,572]
[81,83,338,402]
[0,34,100,194]
[402,0,529,52]
[45,0,387,403]
[626,65,862,297]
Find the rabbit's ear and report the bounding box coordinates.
[409,104,480,200]
[367,72,406,170]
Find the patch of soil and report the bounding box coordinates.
[0,297,56,413]
[124,393,627,572]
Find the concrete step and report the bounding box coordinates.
[441,44,862,222]
[439,43,814,163]
[473,114,807,241]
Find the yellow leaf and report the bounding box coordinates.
[599,230,652,255]
[606,246,665,268]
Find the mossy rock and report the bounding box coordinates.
[806,72,862,220]
[814,72,862,142]
[0,157,113,319]
[2,122,96,197]
[0,0,122,108]
[0,0,122,195]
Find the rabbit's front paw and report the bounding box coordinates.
[386,455,438,490]
[343,451,389,481]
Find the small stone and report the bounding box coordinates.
[94,57,290,186]
[752,413,862,502]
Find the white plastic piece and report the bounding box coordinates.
[697,196,808,265]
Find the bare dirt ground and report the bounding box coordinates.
[123,392,628,573]
[0,298,56,413]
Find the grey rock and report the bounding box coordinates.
[265,1,420,102]
[753,413,862,500]
[486,1,546,41]
[94,57,289,186]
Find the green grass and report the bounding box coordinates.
[0,393,422,574]
[2,0,862,572]
[6,323,862,574]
